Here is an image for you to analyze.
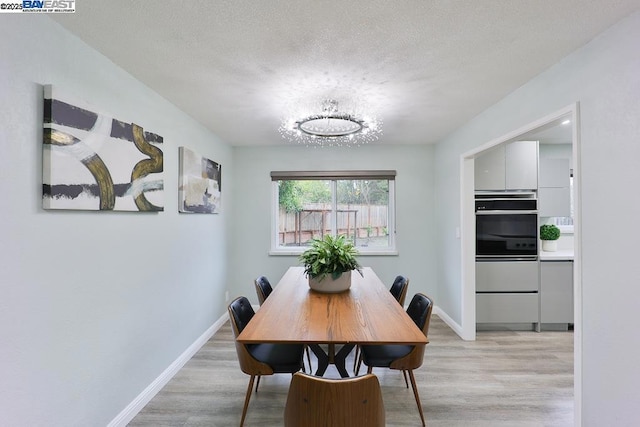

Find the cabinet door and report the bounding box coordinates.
[538,187,571,217]
[475,145,506,191]
[539,158,571,217]
[505,141,538,190]
[540,261,573,323]
[476,293,539,323]
[476,261,539,292]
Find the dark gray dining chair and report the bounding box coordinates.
[254,275,312,371]
[353,275,410,373]
[254,275,273,305]
[360,293,434,426]
[389,275,410,307]
[228,296,305,426]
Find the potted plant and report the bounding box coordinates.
[299,234,363,293]
[540,224,561,252]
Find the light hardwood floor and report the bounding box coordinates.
[129,315,573,426]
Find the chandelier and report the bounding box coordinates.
[279,99,382,147]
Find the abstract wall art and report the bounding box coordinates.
[178,147,221,214]
[42,85,164,211]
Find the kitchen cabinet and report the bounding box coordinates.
[540,260,573,327]
[505,141,538,190]
[475,141,538,191]
[539,158,570,217]
[475,145,505,191]
[476,261,539,292]
[477,293,539,323]
[476,261,539,326]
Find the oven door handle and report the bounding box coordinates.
[476,210,538,215]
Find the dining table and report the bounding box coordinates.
[236,266,428,377]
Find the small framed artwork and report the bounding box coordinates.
[178,147,221,214]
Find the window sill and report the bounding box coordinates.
[269,248,398,256]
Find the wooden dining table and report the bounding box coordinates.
[236,266,428,377]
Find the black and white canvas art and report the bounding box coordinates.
[42,85,164,211]
[178,147,221,214]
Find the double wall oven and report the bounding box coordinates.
[475,192,540,329]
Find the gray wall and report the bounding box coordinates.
[230,144,436,304]
[434,11,640,425]
[0,17,232,425]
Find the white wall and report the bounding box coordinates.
[0,16,232,425]
[434,11,640,425]
[230,144,436,304]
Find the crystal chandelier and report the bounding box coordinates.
[279,99,382,147]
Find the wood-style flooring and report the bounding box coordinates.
[129,315,573,426]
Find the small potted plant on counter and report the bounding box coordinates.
[540,224,561,252]
[299,234,363,293]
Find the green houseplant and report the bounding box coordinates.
[299,234,363,293]
[540,224,561,252]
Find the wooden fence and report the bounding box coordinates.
[278,203,388,245]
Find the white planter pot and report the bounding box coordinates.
[542,240,558,252]
[308,271,352,293]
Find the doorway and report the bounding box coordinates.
[459,103,581,422]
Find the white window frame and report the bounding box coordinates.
[270,170,397,256]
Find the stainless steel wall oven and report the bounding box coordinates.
[475,193,538,260]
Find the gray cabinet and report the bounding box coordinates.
[475,145,506,191]
[540,261,573,325]
[505,141,538,190]
[476,261,539,326]
[539,158,570,217]
[476,261,539,292]
[475,141,538,191]
[477,293,539,323]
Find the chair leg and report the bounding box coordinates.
[367,365,373,374]
[240,375,255,427]
[407,369,426,427]
[355,353,363,376]
[402,369,409,388]
[254,375,261,392]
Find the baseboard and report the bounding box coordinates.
[108,312,229,427]
[433,305,465,338]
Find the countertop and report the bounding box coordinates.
[540,249,574,261]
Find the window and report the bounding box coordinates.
[549,173,574,234]
[271,171,396,255]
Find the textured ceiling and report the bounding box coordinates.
[52,0,640,146]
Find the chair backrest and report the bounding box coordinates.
[229,296,255,335]
[406,293,434,336]
[254,276,273,306]
[228,296,274,376]
[389,275,409,306]
[389,293,434,371]
[284,372,385,427]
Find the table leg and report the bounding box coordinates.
[309,343,356,378]
[334,344,355,378]
[309,344,329,376]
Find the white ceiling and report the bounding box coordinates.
[52,1,640,146]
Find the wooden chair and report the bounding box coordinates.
[284,372,386,427]
[254,275,312,371]
[353,275,410,373]
[228,296,305,427]
[360,293,434,427]
[253,275,273,305]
